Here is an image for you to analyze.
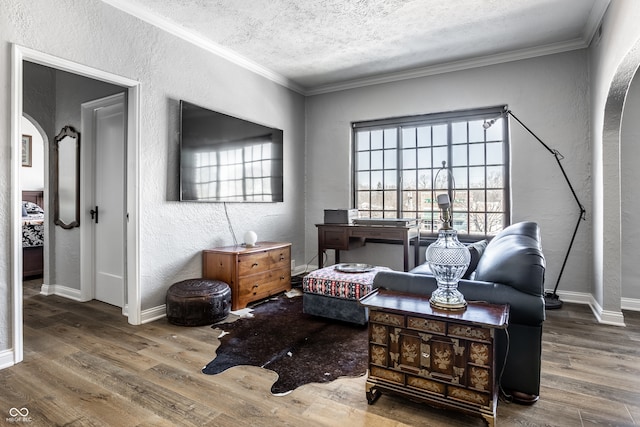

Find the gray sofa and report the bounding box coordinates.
[372,221,546,404]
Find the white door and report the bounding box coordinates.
[83,93,126,307]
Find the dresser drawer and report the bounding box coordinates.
[237,267,291,305]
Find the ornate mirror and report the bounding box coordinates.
[53,125,80,229]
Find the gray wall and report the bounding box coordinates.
[305,51,593,295]
[0,0,306,352]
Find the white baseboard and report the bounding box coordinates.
[622,297,640,311]
[554,289,627,326]
[141,304,166,324]
[40,283,83,301]
[0,349,16,369]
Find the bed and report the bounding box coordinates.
[22,190,44,278]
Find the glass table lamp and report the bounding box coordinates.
[426,194,470,310]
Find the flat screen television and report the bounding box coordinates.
[179,100,284,202]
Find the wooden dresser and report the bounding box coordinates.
[359,289,509,427]
[202,242,291,310]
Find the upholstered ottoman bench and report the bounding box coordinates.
[166,278,231,326]
[302,265,390,325]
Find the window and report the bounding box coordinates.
[353,107,510,237]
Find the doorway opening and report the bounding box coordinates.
[10,45,141,366]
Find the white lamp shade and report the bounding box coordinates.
[244,230,258,247]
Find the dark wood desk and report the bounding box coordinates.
[316,223,420,271]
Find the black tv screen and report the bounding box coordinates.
[179,100,284,202]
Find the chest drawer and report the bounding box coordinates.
[237,267,291,304]
[237,246,291,276]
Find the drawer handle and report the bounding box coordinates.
[280,276,285,280]
[251,263,259,268]
[279,255,285,261]
[252,284,260,289]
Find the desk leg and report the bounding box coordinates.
[335,250,340,265]
[414,234,420,268]
[318,243,324,268]
[403,237,410,272]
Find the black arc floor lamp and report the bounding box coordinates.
[484,109,586,309]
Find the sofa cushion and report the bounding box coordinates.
[473,222,545,297]
[462,239,488,279]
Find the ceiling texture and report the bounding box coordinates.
[101,0,610,95]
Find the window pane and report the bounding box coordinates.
[384,170,397,189]
[470,190,485,211]
[371,130,383,150]
[383,191,397,211]
[452,122,467,144]
[469,120,485,142]
[452,212,468,233]
[384,128,397,148]
[417,169,432,190]
[486,118,503,141]
[357,191,370,211]
[402,128,416,148]
[452,167,468,189]
[371,151,383,170]
[371,190,383,210]
[469,143,484,165]
[402,191,416,211]
[433,124,447,146]
[486,142,503,164]
[417,147,431,168]
[417,126,431,147]
[402,149,416,169]
[432,146,447,169]
[487,190,503,211]
[371,171,383,189]
[402,170,416,190]
[453,190,468,211]
[357,171,370,190]
[469,166,485,188]
[487,166,503,188]
[452,144,467,166]
[357,151,369,170]
[384,148,397,168]
[417,190,432,212]
[469,212,486,234]
[356,131,369,152]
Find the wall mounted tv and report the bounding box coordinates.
[179,100,284,202]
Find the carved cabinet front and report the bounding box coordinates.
[360,290,509,427]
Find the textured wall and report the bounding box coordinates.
[0,0,305,352]
[589,0,640,313]
[621,73,640,300]
[305,51,593,295]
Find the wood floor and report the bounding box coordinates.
[1,280,639,426]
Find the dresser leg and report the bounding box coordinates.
[365,382,381,405]
[481,414,495,427]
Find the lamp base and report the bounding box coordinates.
[544,292,563,310]
[429,287,467,311]
[430,299,467,311]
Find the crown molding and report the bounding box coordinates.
[100,0,306,94]
[305,38,590,96]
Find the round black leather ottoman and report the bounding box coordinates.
[166,279,231,326]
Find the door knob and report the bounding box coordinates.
[90,206,99,224]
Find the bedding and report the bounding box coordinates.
[22,212,44,248]
[21,192,45,278]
